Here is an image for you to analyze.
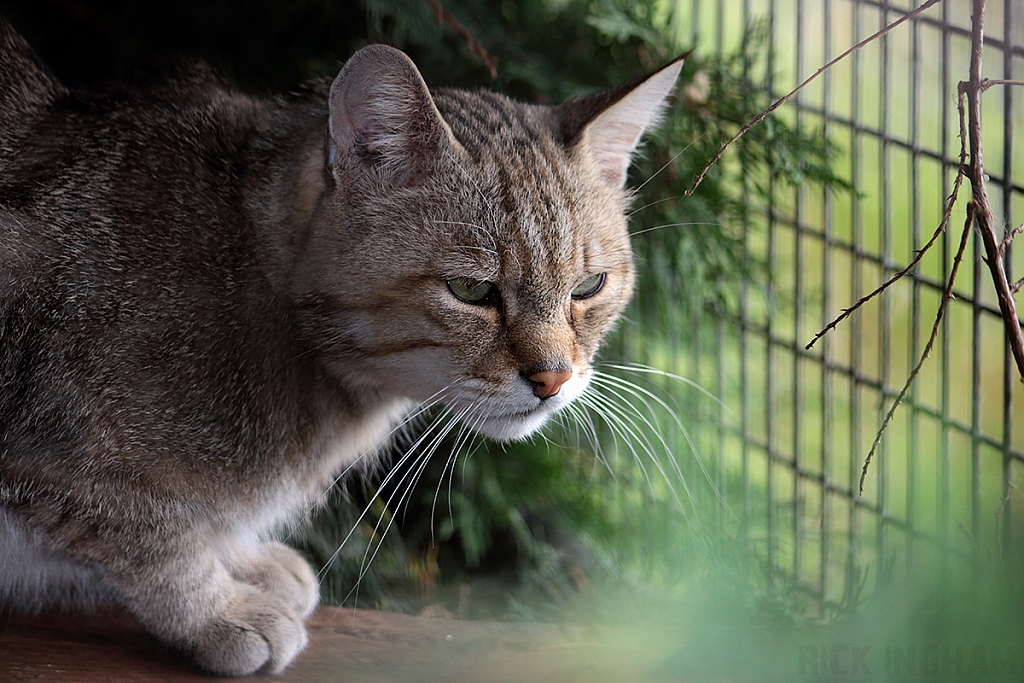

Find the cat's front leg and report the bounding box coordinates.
[222,540,319,618]
[117,540,309,676]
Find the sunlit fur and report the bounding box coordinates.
[0,17,681,677]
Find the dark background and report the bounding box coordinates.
[0,0,633,101]
[1,0,365,90]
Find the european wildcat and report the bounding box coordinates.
[0,15,682,676]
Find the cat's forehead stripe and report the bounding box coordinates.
[435,90,581,278]
[437,90,543,148]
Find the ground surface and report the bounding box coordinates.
[0,607,675,682]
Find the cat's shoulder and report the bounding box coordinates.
[0,15,66,133]
[46,63,273,153]
[0,19,288,173]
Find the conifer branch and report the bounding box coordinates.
[426,0,498,78]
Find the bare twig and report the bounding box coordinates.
[963,0,1024,383]
[684,0,943,197]
[1002,222,1024,254]
[859,0,1024,489]
[996,480,1016,555]
[806,169,965,350]
[981,78,1024,91]
[1012,277,1024,295]
[807,87,970,351]
[860,203,974,494]
[426,0,498,79]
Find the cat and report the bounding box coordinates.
[0,15,682,676]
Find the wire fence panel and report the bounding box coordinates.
[669,0,1024,615]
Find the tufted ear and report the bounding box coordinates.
[327,44,456,187]
[557,56,685,188]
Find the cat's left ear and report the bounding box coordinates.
[327,44,457,187]
[557,56,686,188]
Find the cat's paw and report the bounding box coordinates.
[186,583,308,676]
[228,542,319,618]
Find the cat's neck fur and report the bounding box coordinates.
[239,106,416,494]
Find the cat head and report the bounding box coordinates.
[298,45,681,441]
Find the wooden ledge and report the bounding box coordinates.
[0,607,655,682]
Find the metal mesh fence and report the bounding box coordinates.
[669,0,1024,615]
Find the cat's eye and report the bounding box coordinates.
[571,273,606,299]
[446,277,498,304]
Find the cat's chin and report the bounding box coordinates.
[457,369,591,442]
[471,409,553,442]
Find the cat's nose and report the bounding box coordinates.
[528,369,572,399]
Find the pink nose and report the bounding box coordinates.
[528,370,572,399]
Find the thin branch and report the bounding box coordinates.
[981,78,1024,91]
[1002,221,1024,254]
[685,0,943,197]
[964,0,1024,383]
[806,87,970,351]
[996,480,1016,555]
[859,0,1024,489]
[860,203,974,494]
[426,0,498,79]
[805,173,963,350]
[1012,277,1024,295]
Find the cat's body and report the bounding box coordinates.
[0,16,681,675]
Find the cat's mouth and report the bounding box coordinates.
[444,369,590,442]
[467,389,578,442]
[492,405,543,420]
[471,407,552,442]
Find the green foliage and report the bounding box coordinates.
[601,556,1024,683]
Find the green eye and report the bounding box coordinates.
[571,273,606,299]
[446,277,497,304]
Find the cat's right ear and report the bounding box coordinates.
[327,45,456,187]
[556,55,686,188]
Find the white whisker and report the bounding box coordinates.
[596,361,730,413]
[288,381,467,544]
[629,221,723,237]
[593,376,696,509]
[627,195,679,217]
[315,402,458,582]
[583,385,690,513]
[561,399,613,479]
[351,396,483,597]
[431,398,488,541]
[591,372,729,515]
[628,133,707,197]
[574,390,661,506]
